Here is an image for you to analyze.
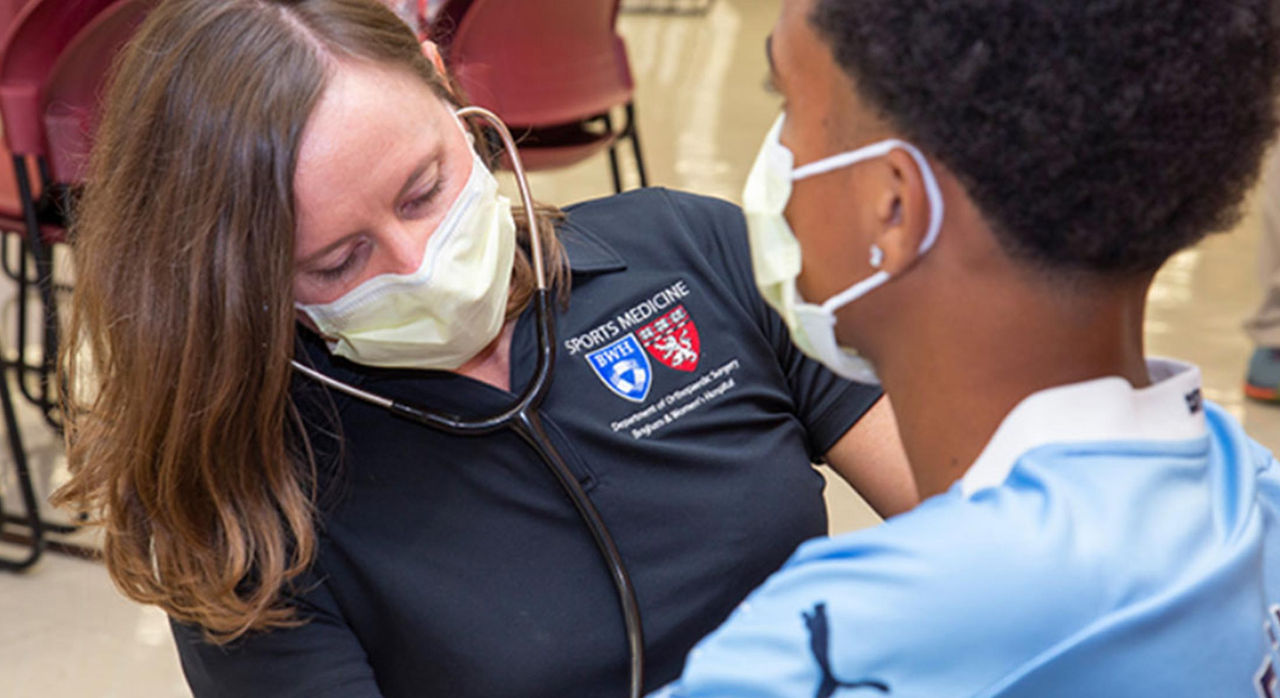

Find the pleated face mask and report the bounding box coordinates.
[741,114,945,384]
[296,119,517,371]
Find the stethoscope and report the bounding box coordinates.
[289,106,646,698]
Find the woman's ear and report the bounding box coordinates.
[421,40,448,78]
[873,147,933,276]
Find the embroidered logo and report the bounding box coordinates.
[804,603,890,697]
[585,333,652,403]
[1184,388,1204,415]
[638,305,700,372]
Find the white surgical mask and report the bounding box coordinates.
[296,125,517,371]
[742,114,944,384]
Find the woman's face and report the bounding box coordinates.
[292,60,472,305]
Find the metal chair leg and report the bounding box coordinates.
[1,156,78,552]
[1,234,22,282]
[0,355,43,572]
[607,146,624,194]
[623,102,648,188]
[11,155,63,430]
[603,112,625,193]
[13,231,33,402]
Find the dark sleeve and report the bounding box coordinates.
[661,189,883,460]
[170,578,383,698]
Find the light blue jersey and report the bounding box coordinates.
[655,359,1280,697]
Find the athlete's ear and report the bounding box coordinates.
[872,148,932,276]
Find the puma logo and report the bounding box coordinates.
[804,603,891,697]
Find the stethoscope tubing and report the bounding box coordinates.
[291,107,645,698]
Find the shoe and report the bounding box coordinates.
[1246,347,1280,403]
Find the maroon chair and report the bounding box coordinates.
[0,140,40,232]
[0,0,32,232]
[0,0,150,414]
[432,0,648,193]
[0,0,28,35]
[0,0,152,571]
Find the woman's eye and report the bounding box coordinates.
[315,253,358,280]
[312,239,369,281]
[402,179,444,217]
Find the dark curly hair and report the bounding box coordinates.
[811,0,1280,275]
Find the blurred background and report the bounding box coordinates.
[0,0,1276,695]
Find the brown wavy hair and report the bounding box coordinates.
[53,0,567,643]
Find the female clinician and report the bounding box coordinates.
[51,1,915,696]
[659,0,1280,695]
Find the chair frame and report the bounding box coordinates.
[0,0,146,570]
[602,102,647,193]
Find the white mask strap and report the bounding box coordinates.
[819,270,891,314]
[792,141,898,181]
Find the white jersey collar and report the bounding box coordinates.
[960,358,1207,498]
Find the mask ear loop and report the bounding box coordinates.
[454,106,546,292]
[791,138,946,315]
[893,141,945,254]
[792,139,944,255]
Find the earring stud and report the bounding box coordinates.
[869,244,885,269]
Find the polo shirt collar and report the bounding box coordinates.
[961,357,1208,497]
[557,219,627,275]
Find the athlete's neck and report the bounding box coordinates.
[875,273,1153,499]
[457,320,516,392]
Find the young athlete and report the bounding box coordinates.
[658,0,1280,695]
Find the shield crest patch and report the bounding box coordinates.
[585,333,652,403]
[638,305,700,372]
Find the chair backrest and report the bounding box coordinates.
[0,0,29,145]
[0,0,29,35]
[440,0,633,126]
[42,0,152,182]
[0,0,151,172]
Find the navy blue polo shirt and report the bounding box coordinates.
[172,189,882,698]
